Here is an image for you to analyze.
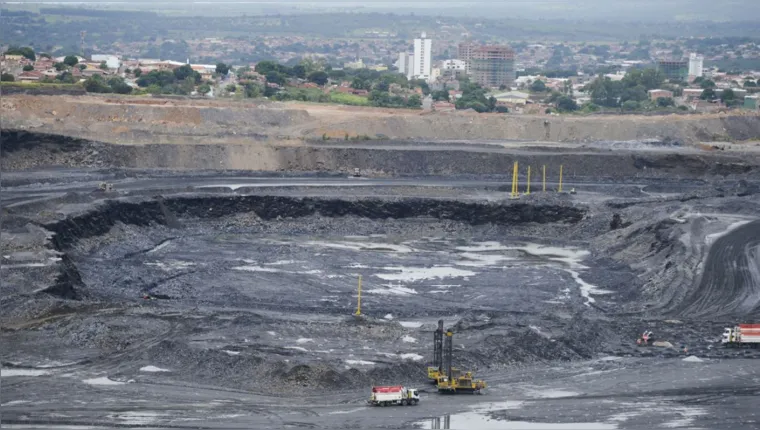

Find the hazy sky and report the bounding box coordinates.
[6,0,760,21]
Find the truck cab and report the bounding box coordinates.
[407,388,420,402]
[722,327,736,344]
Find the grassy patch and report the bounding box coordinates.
[329,91,369,106]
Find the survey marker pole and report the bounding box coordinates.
[526,166,531,195]
[355,275,362,316]
[543,165,546,192]
[558,165,564,193]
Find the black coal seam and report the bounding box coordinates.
[38,196,585,300]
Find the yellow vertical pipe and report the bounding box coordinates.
[526,166,531,194]
[355,275,362,316]
[558,165,563,193]
[512,161,519,198]
[543,165,546,192]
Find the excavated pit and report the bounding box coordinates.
[3,132,760,428]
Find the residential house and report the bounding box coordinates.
[17,71,43,82]
[683,88,704,99]
[432,101,456,112]
[648,89,674,101]
[493,91,531,105]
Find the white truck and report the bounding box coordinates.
[722,324,760,347]
[368,385,420,406]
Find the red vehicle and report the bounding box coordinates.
[369,385,420,406]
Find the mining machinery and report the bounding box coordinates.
[428,322,486,394]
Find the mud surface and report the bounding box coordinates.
[2,143,760,428]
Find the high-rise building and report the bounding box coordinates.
[656,59,689,81]
[413,32,432,80]
[688,53,704,78]
[469,45,516,89]
[397,52,407,76]
[406,53,415,80]
[458,42,475,74]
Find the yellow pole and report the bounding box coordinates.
[512,161,519,198]
[355,275,362,316]
[526,166,531,195]
[543,165,546,192]
[558,165,563,193]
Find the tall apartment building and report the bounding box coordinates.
[469,45,516,89]
[413,32,432,80]
[688,53,704,78]
[397,52,407,76]
[656,59,689,81]
[458,42,475,74]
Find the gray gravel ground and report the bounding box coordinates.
[2,168,760,429]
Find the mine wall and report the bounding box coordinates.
[4,130,760,178]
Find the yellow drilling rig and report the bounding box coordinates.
[426,320,486,394]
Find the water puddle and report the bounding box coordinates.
[82,376,125,386]
[374,266,476,282]
[139,365,170,372]
[366,283,418,296]
[1,369,50,377]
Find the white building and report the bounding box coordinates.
[91,54,120,69]
[406,53,415,80]
[413,32,432,80]
[689,53,704,78]
[397,52,407,76]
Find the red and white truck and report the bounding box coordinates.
[368,385,420,406]
[722,324,760,347]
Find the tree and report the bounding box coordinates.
[307,71,329,86]
[198,83,211,95]
[656,97,675,107]
[216,63,230,76]
[431,90,450,102]
[530,79,547,92]
[621,100,639,111]
[1,73,15,82]
[720,88,736,104]
[700,88,717,100]
[53,62,67,72]
[84,75,112,93]
[244,82,262,98]
[63,55,79,66]
[556,95,578,112]
[350,77,370,90]
[134,68,142,77]
[407,94,422,108]
[174,65,200,83]
[291,64,307,79]
[494,106,509,113]
[4,46,35,61]
[700,79,716,89]
[57,71,75,84]
[108,77,133,94]
[265,71,285,86]
[22,65,34,71]
[99,61,108,70]
[373,80,390,92]
[226,84,237,93]
[487,96,497,112]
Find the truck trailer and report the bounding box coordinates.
[368,386,420,406]
[722,324,760,347]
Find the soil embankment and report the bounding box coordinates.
[4,129,760,178]
[3,94,760,146]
